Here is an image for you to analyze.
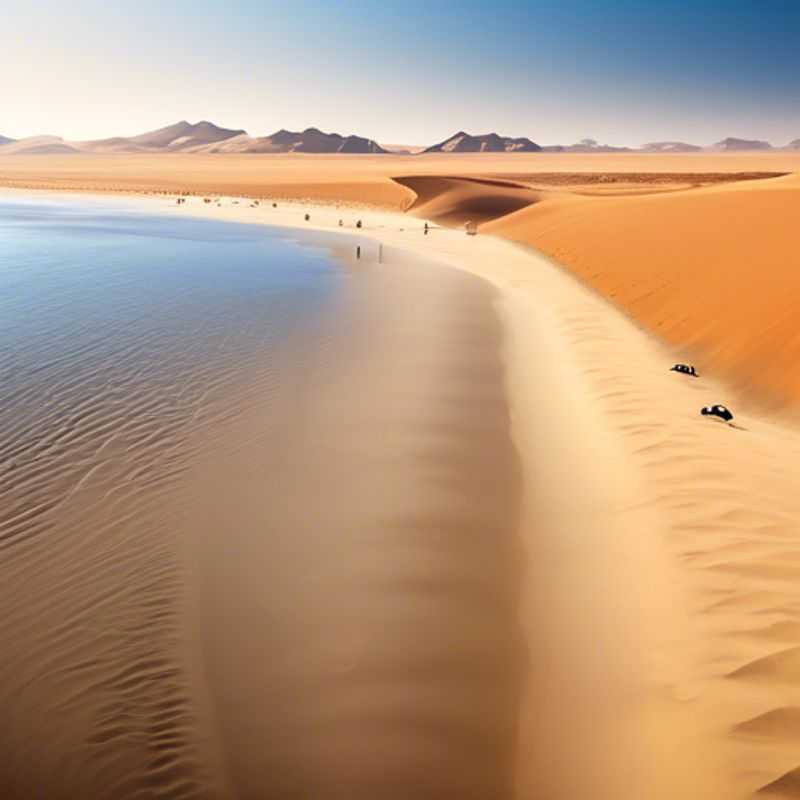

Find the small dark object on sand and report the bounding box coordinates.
[701,404,733,422]
[304,213,310,221]
[356,246,361,260]
[671,363,698,377]
[272,202,277,208]
[356,220,362,229]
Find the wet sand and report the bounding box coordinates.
[188,249,523,799]
[0,200,522,799]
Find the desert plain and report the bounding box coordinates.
[3,148,800,798]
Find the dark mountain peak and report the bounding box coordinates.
[641,141,703,153]
[424,130,541,153]
[239,127,387,154]
[713,137,772,151]
[127,120,244,150]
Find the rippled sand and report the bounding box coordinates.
[0,203,521,799]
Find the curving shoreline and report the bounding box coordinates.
[5,185,800,797]
[170,191,800,799]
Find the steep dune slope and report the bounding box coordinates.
[394,175,540,226]
[482,174,800,406]
[394,169,800,407]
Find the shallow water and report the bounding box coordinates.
[0,194,523,799]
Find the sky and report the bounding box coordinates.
[2,0,799,147]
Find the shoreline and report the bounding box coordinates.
[0,196,523,798]
[169,190,800,799]
[6,187,800,796]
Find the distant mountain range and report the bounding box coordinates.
[712,137,773,152]
[641,141,703,153]
[541,139,633,153]
[0,135,79,155]
[63,121,245,153]
[0,121,386,156]
[423,131,541,153]
[192,127,387,154]
[1,121,799,155]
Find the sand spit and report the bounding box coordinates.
[162,193,800,799]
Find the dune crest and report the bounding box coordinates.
[394,175,541,225]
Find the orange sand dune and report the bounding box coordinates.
[389,163,800,407]
[479,172,800,407]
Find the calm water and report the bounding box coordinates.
[0,194,522,800]
[0,194,342,797]
[0,194,339,432]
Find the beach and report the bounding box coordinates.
[3,149,800,798]
[172,189,800,799]
[0,194,522,799]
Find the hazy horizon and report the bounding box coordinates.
[2,0,799,147]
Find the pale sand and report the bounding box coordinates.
[5,155,800,797]
[160,192,800,798]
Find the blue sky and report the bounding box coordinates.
[2,0,799,145]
